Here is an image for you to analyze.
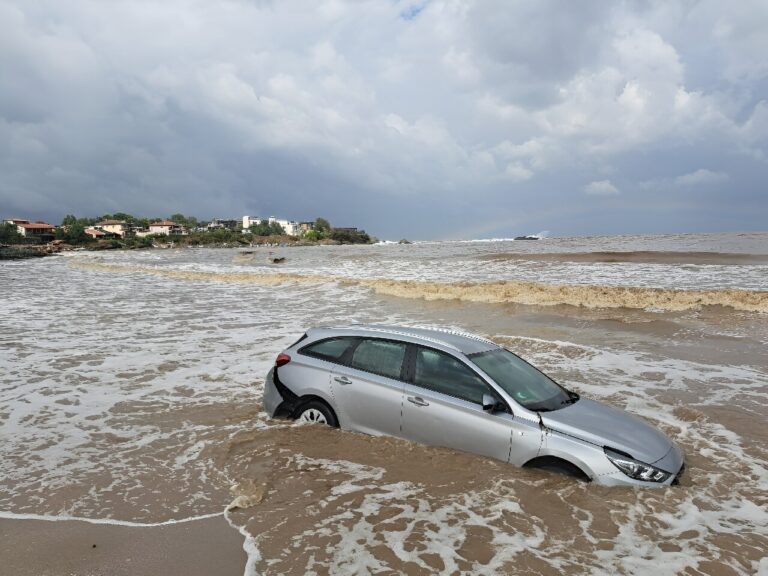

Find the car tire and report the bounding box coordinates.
[525,456,590,482]
[295,400,339,427]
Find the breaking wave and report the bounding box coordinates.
[478,251,768,265]
[70,260,768,313]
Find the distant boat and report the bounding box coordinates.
[514,235,539,240]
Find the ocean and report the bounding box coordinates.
[1,232,767,575]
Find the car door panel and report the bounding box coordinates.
[401,382,514,462]
[331,365,404,437]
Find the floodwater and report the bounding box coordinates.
[1,232,767,575]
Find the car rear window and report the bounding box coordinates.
[301,337,356,362]
[349,339,406,380]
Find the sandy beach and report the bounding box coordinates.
[0,516,246,576]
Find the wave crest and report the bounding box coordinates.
[71,261,768,313]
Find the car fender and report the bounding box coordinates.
[538,427,614,480]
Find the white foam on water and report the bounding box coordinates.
[224,506,262,576]
[0,510,223,528]
[492,334,768,575]
[64,241,768,291]
[269,455,551,575]
[3,245,767,574]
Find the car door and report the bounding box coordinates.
[401,346,522,463]
[330,338,407,437]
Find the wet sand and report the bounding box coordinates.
[0,515,246,576]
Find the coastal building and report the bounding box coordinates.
[95,220,132,237]
[148,220,187,236]
[207,218,240,231]
[5,219,57,238]
[242,215,300,236]
[243,216,262,229]
[298,221,315,233]
[85,227,119,239]
[268,217,300,236]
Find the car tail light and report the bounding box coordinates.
[275,353,291,367]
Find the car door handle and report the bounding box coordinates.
[334,376,352,385]
[407,396,429,407]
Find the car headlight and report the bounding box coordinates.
[604,448,671,483]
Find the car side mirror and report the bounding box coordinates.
[482,393,503,413]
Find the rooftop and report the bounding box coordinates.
[18,222,55,229]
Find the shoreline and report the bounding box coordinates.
[0,237,376,260]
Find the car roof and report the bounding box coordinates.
[310,324,499,355]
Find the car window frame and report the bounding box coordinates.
[298,336,360,365]
[405,344,509,411]
[467,347,574,412]
[345,337,410,381]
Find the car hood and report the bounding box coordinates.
[541,398,672,466]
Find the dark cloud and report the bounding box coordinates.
[1,0,766,239]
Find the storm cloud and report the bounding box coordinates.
[1,0,766,239]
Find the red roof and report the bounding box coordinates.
[18,223,55,229]
[150,220,178,226]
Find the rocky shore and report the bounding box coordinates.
[0,242,76,260]
[0,235,371,260]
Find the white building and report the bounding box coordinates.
[269,217,300,236]
[6,218,56,238]
[243,215,300,236]
[147,220,187,236]
[95,220,132,237]
[243,215,262,229]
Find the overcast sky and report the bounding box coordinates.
[1,1,766,239]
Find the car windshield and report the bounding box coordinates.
[469,348,575,412]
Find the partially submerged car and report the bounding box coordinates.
[263,325,684,487]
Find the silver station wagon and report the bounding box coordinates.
[263,325,684,487]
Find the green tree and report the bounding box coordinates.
[249,221,285,236]
[0,222,23,244]
[315,217,331,234]
[169,213,199,230]
[66,222,89,244]
[330,229,371,244]
[111,212,138,224]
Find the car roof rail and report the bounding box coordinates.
[408,325,498,347]
[328,324,497,354]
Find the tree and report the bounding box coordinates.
[249,221,285,236]
[66,222,88,244]
[315,217,331,234]
[0,222,22,244]
[330,228,371,244]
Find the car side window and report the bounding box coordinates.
[414,347,489,404]
[349,339,407,380]
[300,337,356,363]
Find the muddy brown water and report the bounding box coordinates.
[1,239,767,574]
